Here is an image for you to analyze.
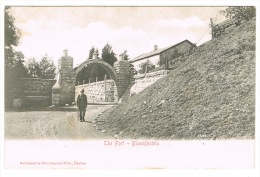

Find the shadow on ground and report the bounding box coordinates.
[5,102,117,112]
[5,106,78,112]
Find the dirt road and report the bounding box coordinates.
[5,105,114,140]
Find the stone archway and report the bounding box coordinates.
[74,58,131,103]
[75,58,118,81]
[75,59,119,103]
[52,49,131,105]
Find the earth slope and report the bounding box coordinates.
[98,18,255,140]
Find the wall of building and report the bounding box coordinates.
[160,41,195,67]
[131,55,160,72]
[75,80,116,103]
[19,78,56,106]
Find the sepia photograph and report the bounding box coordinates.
[1,1,259,176]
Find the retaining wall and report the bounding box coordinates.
[75,79,117,103]
[19,78,56,106]
[130,70,170,95]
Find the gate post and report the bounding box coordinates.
[113,58,131,99]
[52,49,76,105]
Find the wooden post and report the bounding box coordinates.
[83,80,85,85]
[96,77,98,102]
[89,78,91,84]
[78,81,79,85]
[104,74,107,102]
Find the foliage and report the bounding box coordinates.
[26,58,40,78]
[76,46,111,84]
[39,55,56,79]
[6,52,29,79]
[76,65,110,85]
[4,6,24,70]
[130,63,137,75]
[209,18,217,38]
[26,55,56,79]
[220,6,256,22]
[161,49,181,69]
[171,49,181,61]
[101,43,117,66]
[138,60,155,74]
[4,6,28,106]
[5,6,20,50]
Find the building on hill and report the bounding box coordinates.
[129,39,196,73]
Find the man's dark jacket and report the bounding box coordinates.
[77,94,88,108]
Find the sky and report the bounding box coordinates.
[9,6,227,67]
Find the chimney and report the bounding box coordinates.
[153,45,158,51]
[63,49,68,57]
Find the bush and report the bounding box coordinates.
[138,60,155,74]
[220,7,256,22]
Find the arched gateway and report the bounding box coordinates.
[52,49,131,105]
[75,58,118,81]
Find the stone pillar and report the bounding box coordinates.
[52,49,76,105]
[92,49,98,59]
[113,60,131,99]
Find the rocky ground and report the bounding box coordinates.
[5,105,113,140]
[96,18,255,140]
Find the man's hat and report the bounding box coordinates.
[81,89,84,93]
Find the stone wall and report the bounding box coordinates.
[130,70,170,95]
[19,78,56,106]
[75,80,116,103]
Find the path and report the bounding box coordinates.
[5,105,114,140]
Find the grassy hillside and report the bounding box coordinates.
[97,18,255,140]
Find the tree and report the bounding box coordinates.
[5,6,22,69]
[209,18,217,38]
[220,6,256,22]
[26,55,56,79]
[39,55,56,79]
[101,43,117,66]
[5,7,20,51]
[26,58,40,78]
[130,63,137,75]
[5,6,28,107]
[76,65,110,85]
[139,60,155,74]
[12,51,29,78]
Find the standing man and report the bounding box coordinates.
[77,89,88,122]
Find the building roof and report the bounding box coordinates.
[129,39,195,63]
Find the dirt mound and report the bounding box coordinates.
[98,18,255,140]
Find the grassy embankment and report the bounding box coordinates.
[97,18,255,140]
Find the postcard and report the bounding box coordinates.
[1,1,259,177]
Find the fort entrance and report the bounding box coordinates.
[52,50,131,105]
